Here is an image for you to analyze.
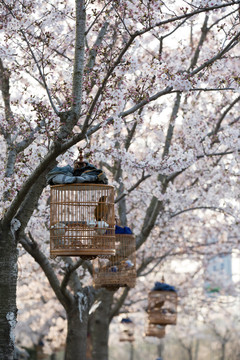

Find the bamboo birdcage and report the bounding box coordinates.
[119,318,135,342]
[148,289,177,326]
[93,232,136,290]
[50,183,115,258]
[145,323,166,339]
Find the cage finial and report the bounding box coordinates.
[74,147,86,169]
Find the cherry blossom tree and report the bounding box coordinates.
[1,0,240,359]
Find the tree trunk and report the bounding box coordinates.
[0,227,18,360]
[187,347,193,360]
[220,342,226,360]
[194,339,199,360]
[90,290,114,360]
[129,342,134,360]
[64,300,89,360]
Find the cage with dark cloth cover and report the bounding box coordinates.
[49,183,115,258]
[147,282,178,325]
[92,226,136,289]
[119,317,135,342]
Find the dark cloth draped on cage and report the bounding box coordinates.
[46,162,108,185]
[121,318,133,324]
[115,225,133,234]
[152,282,177,292]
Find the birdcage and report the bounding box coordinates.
[50,183,115,258]
[148,288,177,325]
[119,318,135,342]
[92,230,136,289]
[145,323,166,339]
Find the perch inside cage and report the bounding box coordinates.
[119,318,135,342]
[145,323,166,339]
[50,183,115,258]
[148,281,177,326]
[93,226,136,290]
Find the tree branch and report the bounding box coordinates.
[114,173,151,204]
[189,14,209,70]
[170,206,235,219]
[1,1,60,116]
[213,95,240,135]
[109,287,129,321]
[137,1,240,37]
[60,257,84,294]
[0,58,14,136]
[86,21,109,74]
[81,33,138,131]
[71,0,86,118]
[162,92,181,158]
[189,30,240,76]
[19,233,73,308]
[85,0,112,35]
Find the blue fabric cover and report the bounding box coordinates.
[109,266,118,272]
[121,318,133,323]
[115,225,133,234]
[46,162,108,185]
[152,282,177,292]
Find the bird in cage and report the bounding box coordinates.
[51,222,66,237]
[94,195,109,221]
[108,265,118,272]
[152,300,164,310]
[120,259,134,270]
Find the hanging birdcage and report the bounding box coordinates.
[145,323,166,339]
[92,227,136,290]
[148,282,177,326]
[119,318,135,342]
[50,183,115,258]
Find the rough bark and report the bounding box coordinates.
[65,300,89,360]
[0,227,18,360]
[72,0,86,128]
[90,290,113,360]
[20,234,93,360]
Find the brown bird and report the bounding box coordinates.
[94,196,109,221]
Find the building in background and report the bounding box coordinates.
[205,238,233,294]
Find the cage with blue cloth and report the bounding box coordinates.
[147,280,177,326]
[119,317,135,342]
[93,225,136,290]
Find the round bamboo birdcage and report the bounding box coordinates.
[145,323,166,339]
[148,290,177,325]
[50,184,115,258]
[119,318,135,342]
[92,232,136,290]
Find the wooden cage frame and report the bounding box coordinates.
[92,233,136,290]
[148,290,177,325]
[50,184,115,258]
[145,323,166,339]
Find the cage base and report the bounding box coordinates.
[145,330,165,338]
[148,316,177,326]
[50,248,116,258]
